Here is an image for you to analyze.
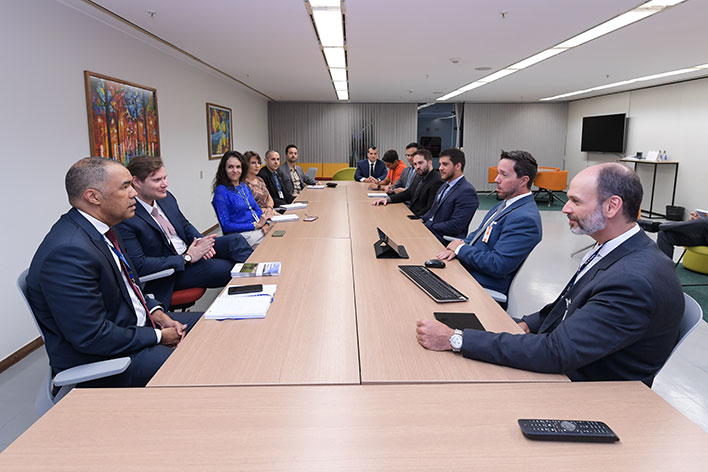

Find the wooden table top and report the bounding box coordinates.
[149,181,565,386]
[3,382,705,471]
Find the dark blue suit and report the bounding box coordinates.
[422,176,479,244]
[460,230,683,386]
[354,159,387,182]
[457,194,541,295]
[26,208,201,386]
[115,191,252,308]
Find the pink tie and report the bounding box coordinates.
[151,207,176,237]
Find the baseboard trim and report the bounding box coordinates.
[0,337,44,374]
[203,223,220,235]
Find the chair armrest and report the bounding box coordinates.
[484,288,507,304]
[139,268,175,283]
[53,357,131,386]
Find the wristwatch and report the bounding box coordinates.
[183,253,192,264]
[449,329,463,352]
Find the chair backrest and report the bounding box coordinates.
[331,167,356,181]
[657,293,703,375]
[487,166,498,184]
[533,170,568,191]
[305,167,317,180]
[17,269,45,343]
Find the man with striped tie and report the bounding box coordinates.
[26,157,202,387]
[417,163,683,386]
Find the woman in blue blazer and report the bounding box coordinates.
[212,150,270,248]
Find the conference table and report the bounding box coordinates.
[149,182,566,387]
[2,381,706,470]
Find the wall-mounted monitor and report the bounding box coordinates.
[580,113,627,153]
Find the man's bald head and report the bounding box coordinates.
[65,157,122,206]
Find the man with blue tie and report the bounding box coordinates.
[436,150,542,299]
[258,150,294,206]
[417,163,683,386]
[116,155,252,309]
[354,146,387,183]
[26,157,201,387]
[421,148,479,244]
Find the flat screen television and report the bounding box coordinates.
[580,113,626,153]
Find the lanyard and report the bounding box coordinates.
[236,184,260,222]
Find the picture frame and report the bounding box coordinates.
[84,71,160,165]
[206,102,233,160]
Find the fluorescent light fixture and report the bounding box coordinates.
[329,68,347,82]
[417,102,435,110]
[540,62,706,101]
[555,10,655,49]
[336,89,349,100]
[509,48,566,70]
[309,0,340,7]
[437,0,686,101]
[312,9,343,47]
[478,68,517,83]
[458,81,486,92]
[323,47,346,68]
[333,81,348,91]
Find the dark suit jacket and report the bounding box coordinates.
[422,176,479,243]
[389,169,443,217]
[457,194,542,294]
[279,163,317,196]
[258,166,294,206]
[26,208,160,373]
[115,191,202,304]
[354,159,387,182]
[460,230,683,386]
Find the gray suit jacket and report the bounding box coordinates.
[279,163,317,196]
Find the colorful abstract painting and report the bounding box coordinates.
[84,71,160,165]
[206,103,232,160]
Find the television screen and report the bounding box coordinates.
[580,113,626,153]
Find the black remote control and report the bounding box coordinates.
[517,419,619,443]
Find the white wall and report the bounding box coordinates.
[565,78,708,215]
[0,1,268,361]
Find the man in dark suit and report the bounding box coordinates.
[26,157,201,387]
[421,148,479,244]
[657,211,708,259]
[258,149,293,206]
[417,163,683,386]
[354,146,387,183]
[279,144,317,197]
[437,150,542,298]
[115,156,252,308]
[371,148,443,217]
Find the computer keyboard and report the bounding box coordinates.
[398,265,468,303]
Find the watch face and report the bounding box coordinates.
[450,334,463,350]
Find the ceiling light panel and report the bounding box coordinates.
[312,9,344,47]
[309,0,341,7]
[329,68,347,82]
[323,47,346,69]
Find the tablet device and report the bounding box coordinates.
[434,312,485,331]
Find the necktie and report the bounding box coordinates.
[428,182,450,221]
[151,206,176,237]
[467,201,506,247]
[370,162,375,177]
[273,172,284,198]
[105,229,156,329]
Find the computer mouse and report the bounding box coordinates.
[424,259,446,269]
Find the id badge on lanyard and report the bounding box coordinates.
[482,222,496,243]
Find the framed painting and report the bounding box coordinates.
[84,71,160,165]
[206,103,233,160]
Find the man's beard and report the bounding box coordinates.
[569,204,606,235]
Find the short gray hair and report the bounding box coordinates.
[65,157,118,205]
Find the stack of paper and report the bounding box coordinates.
[307,185,326,189]
[204,285,277,320]
[231,262,281,278]
[281,202,307,210]
[271,214,299,222]
[368,192,388,198]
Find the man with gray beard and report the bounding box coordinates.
[416,163,683,386]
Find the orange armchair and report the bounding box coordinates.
[533,170,568,206]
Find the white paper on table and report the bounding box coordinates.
[204,285,277,319]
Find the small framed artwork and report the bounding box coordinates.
[206,102,233,160]
[84,71,160,165]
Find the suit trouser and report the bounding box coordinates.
[656,218,708,258]
[78,311,203,388]
[172,233,252,291]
